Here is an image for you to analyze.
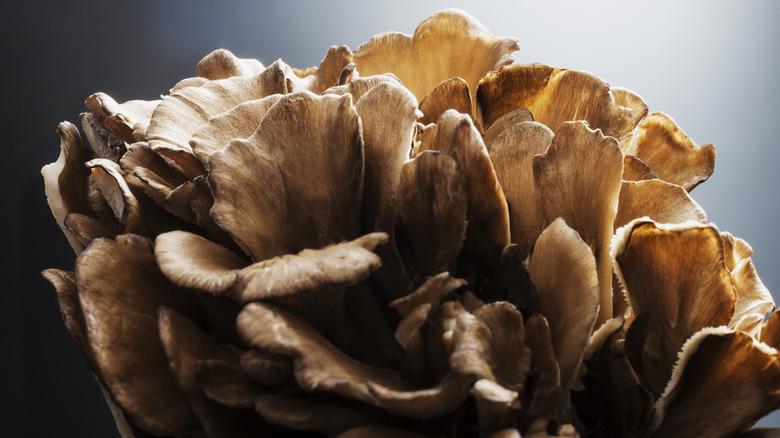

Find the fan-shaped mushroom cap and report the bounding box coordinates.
[649,328,780,438]
[534,121,623,325]
[488,120,553,255]
[477,63,633,144]
[196,48,265,80]
[76,234,203,434]
[237,302,469,418]
[418,77,472,125]
[42,122,93,254]
[720,232,775,335]
[613,220,736,396]
[395,151,467,276]
[354,9,518,106]
[626,112,715,191]
[615,179,707,230]
[527,218,600,401]
[209,91,364,261]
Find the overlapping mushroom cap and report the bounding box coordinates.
[42,9,779,438]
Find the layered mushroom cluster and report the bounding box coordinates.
[42,9,780,438]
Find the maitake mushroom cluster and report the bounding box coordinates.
[42,9,780,438]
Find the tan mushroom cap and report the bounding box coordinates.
[395,150,468,276]
[234,232,387,303]
[534,121,623,325]
[449,302,532,392]
[237,302,469,418]
[760,310,780,350]
[488,120,553,256]
[476,63,633,144]
[354,81,420,234]
[209,91,364,261]
[76,234,203,434]
[323,73,402,101]
[613,220,736,396]
[85,158,148,236]
[610,87,648,148]
[418,77,472,125]
[155,230,248,294]
[615,179,707,230]
[527,218,600,402]
[42,122,92,254]
[471,379,521,436]
[649,328,780,438]
[146,59,291,155]
[481,107,535,151]
[120,142,195,220]
[626,112,715,191]
[354,9,518,108]
[720,232,775,335]
[190,94,283,166]
[421,110,511,253]
[158,307,268,438]
[390,272,467,317]
[287,44,354,94]
[84,92,160,145]
[196,48,265,80]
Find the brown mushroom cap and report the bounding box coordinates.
[83,92,159,146]
[449,302,532,392]
[354,9,518,107]
[85,158,148,236]
[615,179,707,230]
[209,91,364,261]
[76,234,203,434]
[420,110,510,253]
[155,230,248,294]
[527,218,600,402]
[488,120,553,255]
[354,80,420,234]
[189,94,283,166]
[237,302,469,418]
[626,112,715,191]
[158,306,268,437]
[649,328,780,438]
[720,232,775,335]
[234,232,387,303]
[621,155,659,182]
[196,48,265,80]
[41,122,92,254]
[613,220,736,396]
[395,150,468,276]
[476,63,633,143]
[146,59,291,155]
[610,87,648,148]
[481,107,535,151]
[534,121,623,325]
[418,77,473,125]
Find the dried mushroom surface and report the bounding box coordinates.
[42,8,779,438]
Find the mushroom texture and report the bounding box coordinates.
[41,8,779,438]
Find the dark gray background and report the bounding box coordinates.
[2,0,778,435]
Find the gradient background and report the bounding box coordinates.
[2,0,778,435]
